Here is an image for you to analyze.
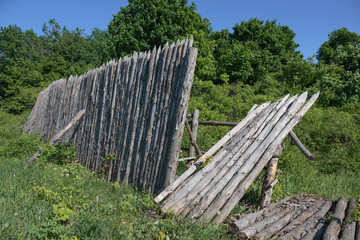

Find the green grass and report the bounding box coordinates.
[0,109,359,239]
[0,110,232,239]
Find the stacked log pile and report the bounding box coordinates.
[230,195,359,240]
[23,38,198,194]
[155,92,319,223]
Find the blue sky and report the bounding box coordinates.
[1,0,359,59]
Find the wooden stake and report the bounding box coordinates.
[188,109,199,158]
[260,144,283,209]
[185,118,202,156]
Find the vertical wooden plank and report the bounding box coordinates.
[188,109,199,158]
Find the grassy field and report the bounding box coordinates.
[0,109,359,239]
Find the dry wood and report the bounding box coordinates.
[185,118,202,156]
[236,207,292,239]
[49,109,86,145]
[188,109,199,158]
[24,40,197,194]
[281,199,333,240]
[212,92,320,223]
[176,97,288,217]
[260,145,282,209]
[164,44,198,186]
[161,98,281,214]
[256,204,308,240]
[197,120,237,127]
[26,109,85,166]
[155,101,271,203]
[271,199,325,239]
[201,93,306,222]
[289,130,314,160]
[230,195,294,233]
[178,156,197,162]
[340,198,357,240]
[323,197,348,240]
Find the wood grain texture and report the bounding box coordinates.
[23,39,197,195]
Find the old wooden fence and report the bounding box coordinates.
[23,38,198,194]
[155,92,319,223]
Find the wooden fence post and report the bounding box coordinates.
[188,109,199,158]
[260,143,283,209]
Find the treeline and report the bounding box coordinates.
[0,0,359,174]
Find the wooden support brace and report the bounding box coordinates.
[289,130,314,160]
[185,118,202,157]
[188,109,199,158]
[260,144,282,209]
[178,156,197,162]
[25,109,86,166]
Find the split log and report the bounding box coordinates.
[271,199,325,239]
[25,109,86,166]
[356,222,360,240]
[230,195,294,233]
[323,197,348,240]
[188,109,199,158]
[340,198,357,240]
[255,204,308,240]
[260,145,282,209]
[154,101,270,203]
[204,93,308,223]
[281,199,333,240]
[236,207,292,239]
[289,130,314,160]
[185,118,202,156]
[163,97,284,216]
[213,92,320,224]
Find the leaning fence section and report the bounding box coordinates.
[155,92,319,223]
[23,38,198,194]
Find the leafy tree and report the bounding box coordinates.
[107,0,217,81]
[317,27,360,64]
[108,0,210,57]
[212,19,301,85]
[316,28,360,107]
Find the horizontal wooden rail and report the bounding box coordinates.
[187,118,314,160]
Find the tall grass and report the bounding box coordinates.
[0,110,232,239]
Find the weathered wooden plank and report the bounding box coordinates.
[213,92,319,223]
[155,100,271,203]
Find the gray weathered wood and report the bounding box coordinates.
[281,199,333,240]
[289,130,314,160]
[260,145,282,209]
[23,39,197,195]
[188,109,199,158]
[340,198,357,240]
[323,197,348,240]
[155,101,271,203]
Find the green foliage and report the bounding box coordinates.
[317,27,360,64]
[107,0,210,58]
[37,143,76,166]
[0,20,105,113]
[212,18,301,85]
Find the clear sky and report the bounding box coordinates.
[1,0,359,59]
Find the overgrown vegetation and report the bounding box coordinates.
[1,0,359,238]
